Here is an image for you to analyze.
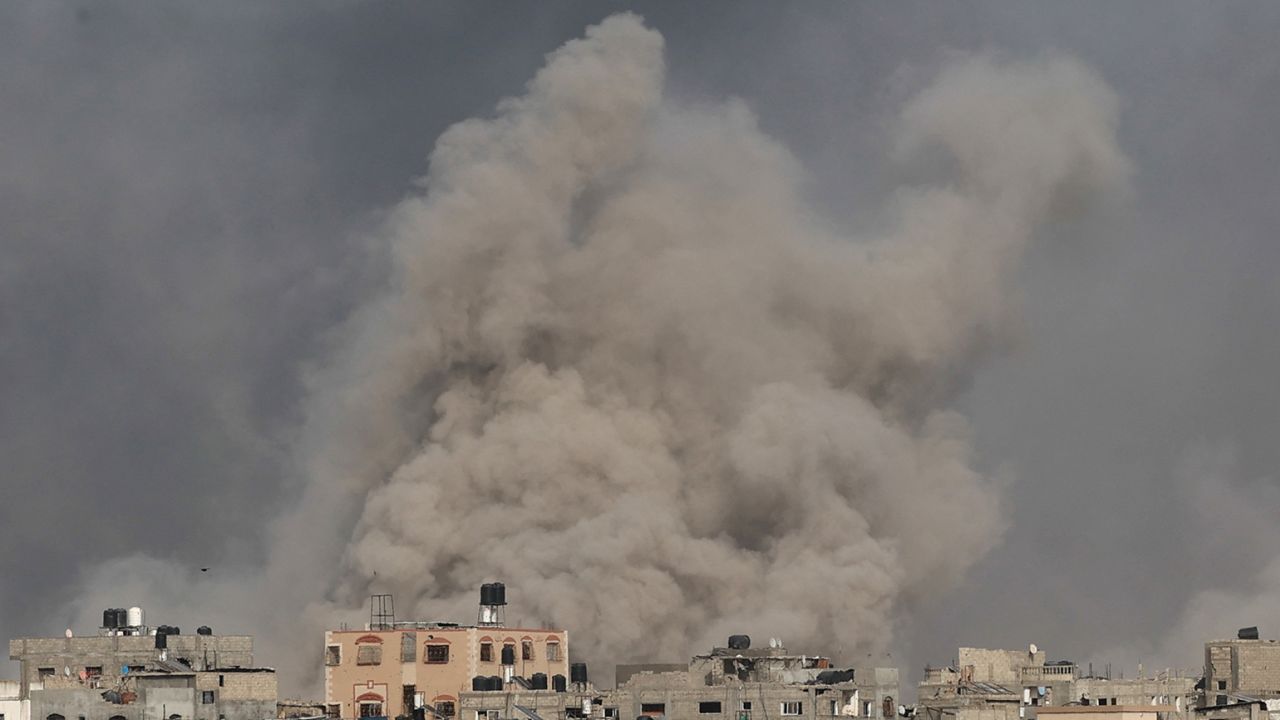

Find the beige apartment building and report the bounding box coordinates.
[324,585,568,720]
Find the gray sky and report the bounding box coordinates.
[3,0,1279,689]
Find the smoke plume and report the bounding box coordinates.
[67,13,1129,692]
[296,14,1128,670]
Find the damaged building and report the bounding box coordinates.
[459,635,899,720]
[918,647,1197,720]
[7,608,276,720]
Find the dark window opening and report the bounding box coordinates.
[1217,681,1227,691]
[219,675,225,687]
[202,691,215,705]
[546,643,561,661]
[435,702,455,718]
[38,668,55,679]
[426,645,450,664]
[641,704,666,717]
[326,645,341,666]
[403,686,417,715]
[1216,696,1228,706]
[480,643,493,662]
[700,702,723,714]
[84,666,103,678]
[781,702,803,717]
[359,703,383,718]
[522,640,533,661]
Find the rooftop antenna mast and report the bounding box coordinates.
[371,594,394,631]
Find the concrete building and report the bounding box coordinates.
[1203,630,1280,708]
[1,679,31,720]
[460,636,900,720]
[919,648,1197,720]
[8,613,276,720]
[1038,707,1180,720]
[323,585,568,720]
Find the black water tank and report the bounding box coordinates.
[531,673,548,690]
[570,663,588,684]
[492,582,506,606]
[196,626,212,636]
[728,635,751,650]
[488,676,503,691]
[104,609,117,628]
[480,583,495,606]
[155,632,167,649]
[501,645,516,665]
[472,676,487,691]
[1240,626,1260,640]
[552,674,567,693]
[116,608,129,627]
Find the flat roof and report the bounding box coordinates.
[1039,707,1178,714]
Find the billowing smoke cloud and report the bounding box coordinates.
[67,13,1128,693]
[296,14,1127,670]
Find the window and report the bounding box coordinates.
[402,632,417,663]
[359,703,383,718]
[202,691,215,705]
[219,675,225,687]
[326,645,342,666]
[426,645,450,664]
[435,702,455,718]
[522,640,533,661]
[831,701,840,715]
[1216,696,1228,706]
[546,642,561,661]
[641,704,665,717]
[357,645,382,666]
[38,668,55,679]
[863,702,873,717]
[700,702,723,714]
[326,705,340,719]
[604,709,618,718]
[781,703,803,717]
[84,666,102,678]
[480,643,493,662]
[475,712,499,720]
[741,703,752,711]
[1218,681,1227,690]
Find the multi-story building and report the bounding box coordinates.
[919,647,1197,720]
[1203,629,1280,708]
[323,585,569,720]
[460,636,900,720]
[1,679,30,720]
[8,609,276,720]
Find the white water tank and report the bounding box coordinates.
[127,606,143,627]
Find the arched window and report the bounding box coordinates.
[169,714,183,720]
[109,715,127,720]
[47,713,66,720]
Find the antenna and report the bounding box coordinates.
[370,594,394,631]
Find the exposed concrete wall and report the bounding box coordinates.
[957,649,1044,686]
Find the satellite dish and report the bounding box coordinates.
[1029,644,1039,655]
[63,666,71,676]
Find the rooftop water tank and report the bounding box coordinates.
[127,607,144,628]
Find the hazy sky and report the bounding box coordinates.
[3,0,1279,689]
